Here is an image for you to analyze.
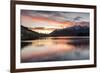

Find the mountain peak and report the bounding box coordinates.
[50,25,89,36]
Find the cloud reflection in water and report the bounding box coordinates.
[21,37,89,62]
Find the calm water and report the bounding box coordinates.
[21,37,89,63]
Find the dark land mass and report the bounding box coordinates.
[21,25,49,40]
[21,25,40,40]
[21,25,89,40]
[50,25,89,36]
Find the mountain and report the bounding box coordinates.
[21,25,40,40]
[21,25,49,40]
[75,21,89,27]
[21,25,89,40]
[50,25,89,36]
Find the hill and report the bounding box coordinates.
[21,25,40,40]
[50,26,89,36]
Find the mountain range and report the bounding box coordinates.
[21,25,89,40]
[50,25,89,36]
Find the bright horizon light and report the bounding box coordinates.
[21,10,89,34]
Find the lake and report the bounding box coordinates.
[21,36,89,63]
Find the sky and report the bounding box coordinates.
[21,10,90,34]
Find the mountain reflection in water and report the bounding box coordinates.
[21,37,89,63]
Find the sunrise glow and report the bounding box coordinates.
[21,10,89,34]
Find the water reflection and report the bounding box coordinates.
[21,37,89,63]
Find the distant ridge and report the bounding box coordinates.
[21,25,48,40]
[50,25,89,36]
[21,25,40,40]
[21,25,89,40]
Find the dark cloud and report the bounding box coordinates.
[73,16,83,21]
[21,10,90,23]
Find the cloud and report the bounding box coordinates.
[21,10,90,28]
[73,16,83,21]
[21,10,89,22]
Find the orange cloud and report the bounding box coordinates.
[32,17,74,28]
[21,15,74,34]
